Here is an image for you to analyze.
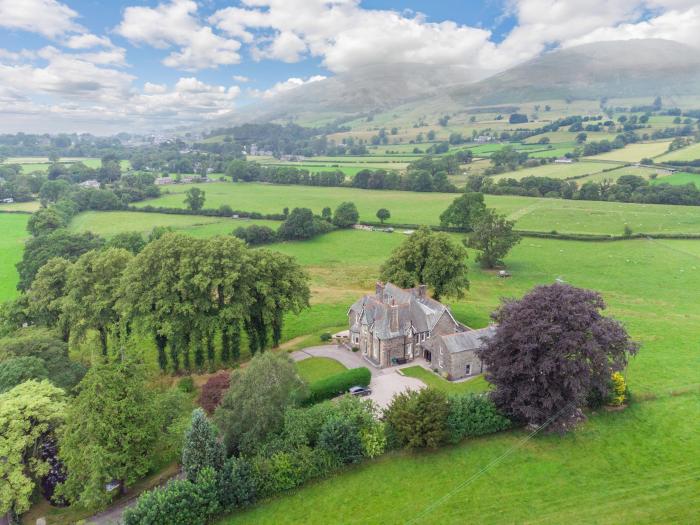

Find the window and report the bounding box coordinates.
[465,364,471,375]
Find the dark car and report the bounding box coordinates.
[348,385,372,397]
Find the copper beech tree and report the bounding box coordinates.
[479,283,638,430]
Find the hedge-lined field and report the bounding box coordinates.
[0,213,29,300]
[656,141,700,162]
[585,140,672,162]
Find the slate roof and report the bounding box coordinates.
[423,326,496,354]
[348,282,456,340]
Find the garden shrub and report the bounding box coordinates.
[446,393,511,443]
[305,367,371,404]
[198,372,230,414]
[384,388,450,449]
[608,372,628,406]
[182,408,224,482]
[320,332,332,342]
[217,457,257,511]
[318,418,364,464]
[177,375,195,393]
[123,467,220,525]
[0,356,48,394]
[251,447,318,497]
[360,422,387,458]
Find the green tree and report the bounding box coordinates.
[27,207,67,236]
[384,388,450,449]
[380,226,469,300]
[63,248,133,355]
[25,257,72,338]
[317,418,364,464]
[0,356,48,393]
[467,209,521,268]
[277,208,331,240]
[182,408,224,482]
[376,208,391,224]
[0,380,67,524]
[106,231,146,254]
[321,206,332,222]
[16,230,103,291]
[439,192,486,232]
[58,361,161,509]
[184,187,206,211]
[215,352,307,455]
[332,202,359,228]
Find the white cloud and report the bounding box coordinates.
[251,75,327,99]
[0,0,83,38]
[64,33,114,50]
[233,75,251,83]
[116,0,241,71]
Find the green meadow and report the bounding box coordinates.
[651,171,700,188]
[656,141,700,162]
[490,161,608,181]
[0,213,29,300]
[585,141,672,162]
[133,182,700,235]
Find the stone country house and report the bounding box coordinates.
[348,282,494,380]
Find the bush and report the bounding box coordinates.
[198,372,230,414]
[182,409,224,482]
[0,356,48,394]
[217,457,257,511]
[446,393,511,443]
[360,422,387,458]
[123,468,220,525]
[177,376,195,393]
[305,367,371,404]
[317,418,364,464]
[319,332,332,342]
[384,388,450,449]
[250,447,321,497]
[233,224,278,245]
[608,372,628,406]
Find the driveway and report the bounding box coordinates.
[290,345,426,408]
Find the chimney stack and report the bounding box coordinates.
[418,284,427,299]
[375,281,385,298]
[390,303,399,332]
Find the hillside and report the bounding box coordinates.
[451,39,700,105]
[222,39,700,127]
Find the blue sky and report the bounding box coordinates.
[0,0,696,133]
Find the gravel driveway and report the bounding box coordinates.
[290,345,426,408]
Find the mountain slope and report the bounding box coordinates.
[450,39,700,105]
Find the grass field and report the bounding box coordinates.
[585,141,672,162]
[132,182,700,235]
[0,213,29,300]
[650,171,700,188]
[490,161,607,181]
[296,357,347,383]
[0,201,41,212]
[655,141,700,162]
[67,211,280,239]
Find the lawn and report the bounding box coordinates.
[585,141,672,162]
[655,141,700,162]
[400,366,490,394]
[0,213,29,300]
[296,357,347,383]
[132,182,700,236]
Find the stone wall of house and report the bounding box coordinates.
[381,336,407,367]
[446,349,485,381]
[431,311,460,337]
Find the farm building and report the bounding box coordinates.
[79,179,101,189]
[348,282,492,380]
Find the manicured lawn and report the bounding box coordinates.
[133,182,700,235]
[0,213,29,300]
[296,357,347,383]
[400,366,490,394]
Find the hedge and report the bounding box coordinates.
[304,367,371,405]
[129,205,286,221]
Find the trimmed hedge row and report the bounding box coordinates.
[130,205,286,221]
[305,367,371,405]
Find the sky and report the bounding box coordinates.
[0,0,699,134]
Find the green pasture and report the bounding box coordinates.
[0,213,29,300]
[67,211,280,239]
[656,141,700,162]
[527,146,576,158]
[650,171,700,188]
[586,141,672,162]
[133,182,700,235]
[490,161,607,181]
[0,201,41,212]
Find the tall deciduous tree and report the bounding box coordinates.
[439,192,486,232]
[376,208,391,224]
[380,226,469,301]
[332,201,359,228]
[58,361,161,509]
[184,187,206,211]
[214,352,307,456]
[63,248,133,356]
[0,380,67,525]
[182,408,224,482]
[25,257,72,340]
[479,284,638,429]
[467,209,521,268]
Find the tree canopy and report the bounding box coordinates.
[439,192,486,232]
[467,209,521,268]
[332,202,359,228]
[380,226,469,301]
[479,283,639,429]
[184,187,206,211]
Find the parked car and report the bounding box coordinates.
[348,385,371,397]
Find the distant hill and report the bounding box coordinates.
[451,39,700,105]
[219,39,700,127]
